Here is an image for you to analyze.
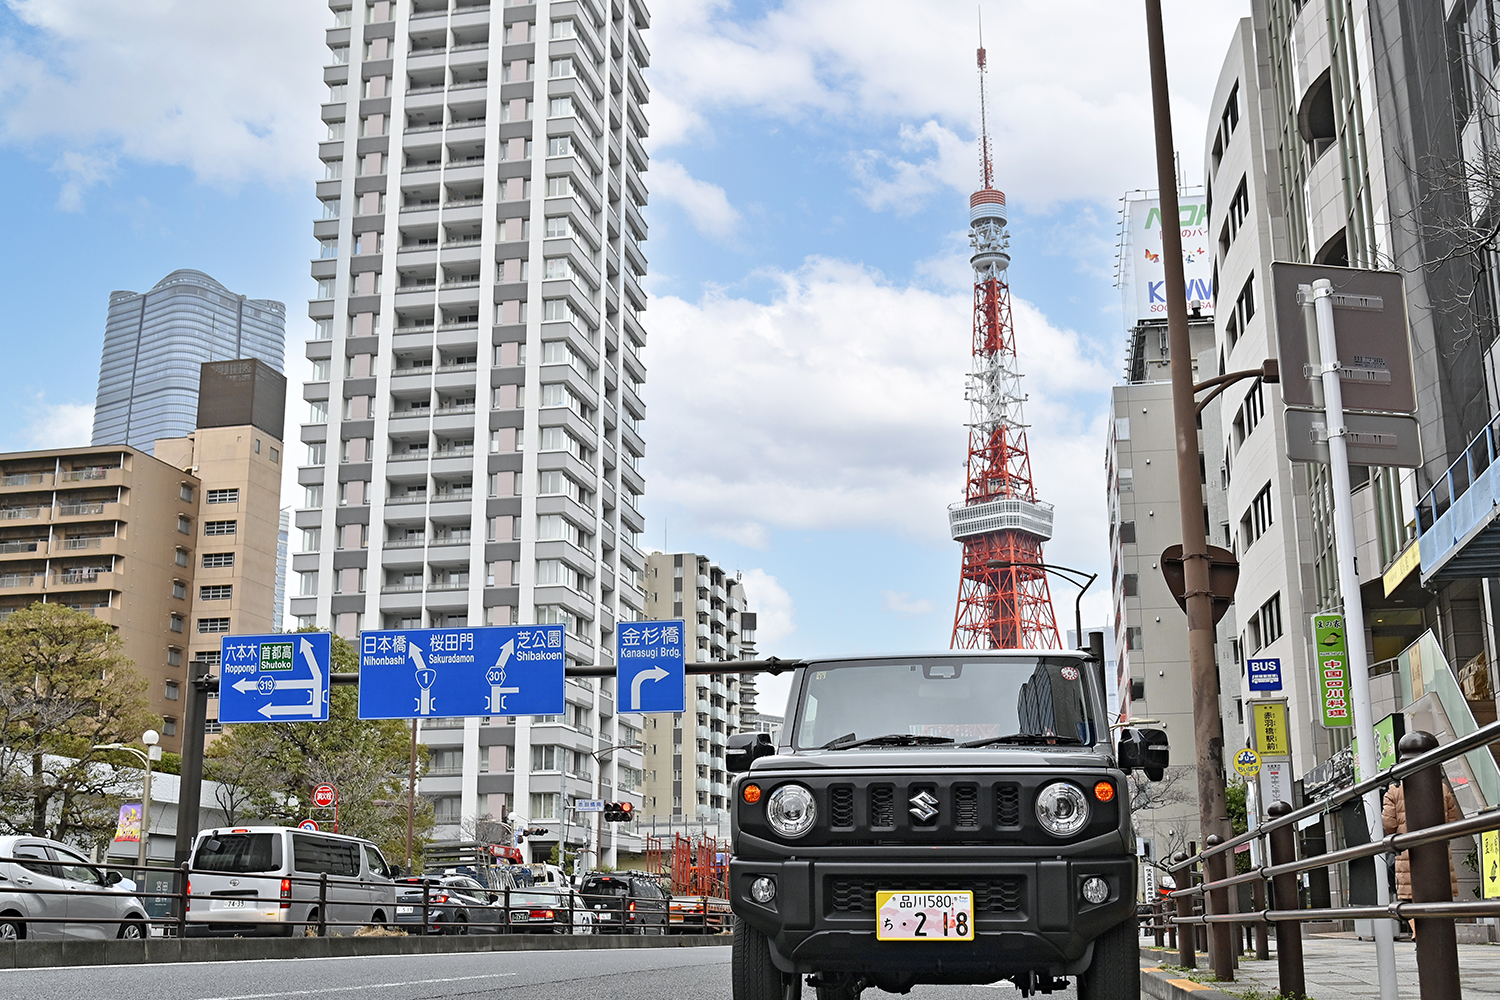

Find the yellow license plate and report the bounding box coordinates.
[875,891,974,941]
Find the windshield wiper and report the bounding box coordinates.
[959,733,1086,748]
[820,733,956,750]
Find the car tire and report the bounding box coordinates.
[118,918,147,940]
[1077,916,1139,1000]
[733,920,800,1000]
[305,908,320,937]
[0,914,24,941]
[450,914,468,935]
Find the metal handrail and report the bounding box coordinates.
[1165,716,1500,873]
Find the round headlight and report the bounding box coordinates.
[766,784,817,838]
[1035,781,1090,837]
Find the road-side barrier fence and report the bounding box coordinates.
[0,859,735,941]
[1158,723,1500,1000]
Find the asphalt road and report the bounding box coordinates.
[0,945,1081,1000]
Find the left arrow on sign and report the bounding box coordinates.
[258,701,321,719]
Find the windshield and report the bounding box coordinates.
[194,833,278,874]
[793,657,1100,750]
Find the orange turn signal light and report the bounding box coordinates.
[742,783,763,804]
[1093,780,1115,802]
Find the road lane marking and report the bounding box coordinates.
[198,973,517,999]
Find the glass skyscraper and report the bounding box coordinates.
[93,269,286,452]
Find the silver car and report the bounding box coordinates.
[0,835,150,941]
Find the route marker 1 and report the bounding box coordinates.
[616,619,686,713]
[218,633,332,723]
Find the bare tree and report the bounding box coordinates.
[1128,765,1194,817]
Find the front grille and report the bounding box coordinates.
[996,783,1021,826]
[827,876,1024,914]
[954,784,980,829]
[829,785,855,828]
[870,785,895,828]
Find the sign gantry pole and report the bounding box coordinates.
[1309,278,1398,1000]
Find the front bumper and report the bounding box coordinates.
[729,857,1134,980]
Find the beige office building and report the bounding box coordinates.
[640,551,752,825]
[0,446,201,752]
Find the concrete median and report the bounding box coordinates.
[0,931,730,970]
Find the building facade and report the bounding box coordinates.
[155,360,288,733]
[640,552,753,824]
[290,0,653,863]
[93,270,286,453]
[0,446,201,751]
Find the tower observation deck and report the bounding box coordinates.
[949,40,1060,650]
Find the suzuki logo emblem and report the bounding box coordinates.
[909,790,939,822]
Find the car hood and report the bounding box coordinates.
[749,747,1118,770]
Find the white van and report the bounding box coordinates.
[185,826,397,937]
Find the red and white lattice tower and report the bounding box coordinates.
[949,38,1060,650]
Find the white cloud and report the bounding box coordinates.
[651,159,743,240]
[15,399,93,450]
[741,568,795,644]
[0,0,327,199]
[645,256,1115,581]
[650,0,1246,208]
[881,590,935,618]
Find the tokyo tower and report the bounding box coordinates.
[949,36,1060,650]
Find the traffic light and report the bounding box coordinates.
[514,826,549,844]
[604,801,635,823]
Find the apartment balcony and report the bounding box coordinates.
[696,725,711,742]
[0,506,48,523]
[1417,417,1500,583]
[385,493,429,506]
[709,730,727,747]
[0,573,38,590]
[695,752,714,768]
[0,473,51,491]
[55,502,118,522]
[695,777,710,793]
[56,467,122,489]
[51,569,117,591]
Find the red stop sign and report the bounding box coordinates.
[312,784,337,808]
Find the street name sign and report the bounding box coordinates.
[1251,700,1291,758]
[616,619,686,713]
[358,625,566,720]
[575,800,604,813]
[1247,657,1282,692]
[219,632,332,723]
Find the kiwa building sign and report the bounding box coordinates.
[1117,191,1215,325]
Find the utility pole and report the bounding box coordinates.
[1143,0,1233,977]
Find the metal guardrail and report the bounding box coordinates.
[0,856,734,941]
[1158,724,1500,1000]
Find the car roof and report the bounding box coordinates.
[800,650,1093,665]
[199,826,374,844]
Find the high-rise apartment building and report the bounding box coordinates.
[641,552,753,824]
[0,446,200,751]
[93,270,286,453]
[292,0,653,861]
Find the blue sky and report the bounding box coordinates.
[0,0,1248,710]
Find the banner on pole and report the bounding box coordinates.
[1313,614,1354,727]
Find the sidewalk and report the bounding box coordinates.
[1140,933,1500,1000]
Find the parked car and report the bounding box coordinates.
[578,873,669,935]
[393,875,502,934]
[184,826,397,937]
[0,835,150,941]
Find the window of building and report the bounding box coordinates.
[304,485,323,508]
[300,571,319,596]
[307,442,326,466]
[162,718,177,737]
[177,516,192,535]
[197,618,231,634]
[179,484,194,502]
[549,58,573,79]
[200,585,233,601]
[546,136,570,157]
[166,648,182,667]
[172,580,187,600]
[175,547,189,567]
[1118,520,1137,544]
[1240,482,1274,549]
[1259,593,1283,644]
[202,552,235,569]
[270,447,279,464]
[528,792,560,820]
[204,520,237,536]
[545,216,570,238]
[1126,626,1143,650]
[1122,573,1139,597]
[206,489,240,504]
[433,796,462,825]
[165,681,180,702]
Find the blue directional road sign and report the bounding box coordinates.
[219,633,332,723]
[1248,657,1283,692]
[358,625,566,720]
[616,620,686,713]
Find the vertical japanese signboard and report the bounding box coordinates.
[1251,701,1290,758]
[1313,614,1354,727]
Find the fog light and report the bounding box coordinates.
[1081,877,1109,905]
[750,876,777,903]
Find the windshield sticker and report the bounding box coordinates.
[814,671,827,680]
[1060,666,1079,681]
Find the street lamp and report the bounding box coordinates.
[985,559,1098,652]
[94,729,162,872]
[589,741,643,871]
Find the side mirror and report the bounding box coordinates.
[488,892,499,904]
[105,870,123,886]
[1117,728,1170,781]
[726,732,775,773]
